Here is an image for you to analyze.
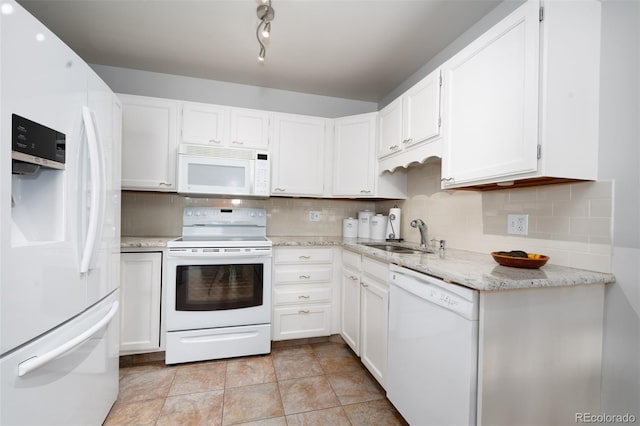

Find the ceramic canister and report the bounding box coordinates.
[370,214,388,241]
[357,210,374,239]
[342,217,358,238]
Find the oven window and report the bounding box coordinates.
[176,264,263,311]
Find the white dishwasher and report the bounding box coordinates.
[387,264,479,426]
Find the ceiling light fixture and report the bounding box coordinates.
[256,0,274,62]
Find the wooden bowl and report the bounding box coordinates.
[491,252,549,269]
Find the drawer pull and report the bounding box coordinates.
[298,310,310,314]
[298,295,310,299]
[231,140,244,145]
[349,275,359,280]
[299,255,311,259]
[274,187,286,191]
[209,139,221,144]
[299,275,311,279]
[361,283,369,288]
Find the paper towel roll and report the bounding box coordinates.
[386,207,401,240]
[343,217,358,239]
[370,214,388,241]
[358,210,374,239]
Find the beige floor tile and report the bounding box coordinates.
[222,382,284,425]
[103,397,165,425]
[286,406,352,426]
[271,343,314,359]
[117,365,176,403]
[156,390,224,426]
[310,341,352,358]
[168,360,227,396]
[272,352,324,380]
[343,399,408,426]
[226,355,276,388]
[316,352,364,374]
[278,375,340,415]
[234,417,288,426]
[327,370,385,405]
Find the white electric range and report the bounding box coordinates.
[165,207,272,364]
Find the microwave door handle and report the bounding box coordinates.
[80,106,103,274]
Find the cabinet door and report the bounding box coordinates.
[403,69,441,148]
[340,267,361,355]
[229,107,269,150]
[360,277,389,386]
[181,102,227,145]
[120,95,178,190]
[440,0,540,187]
[271,114,326,196]
[272,304,332,341]
[119,252,162,354]
[333,113,376,197]
[377,97,403,158]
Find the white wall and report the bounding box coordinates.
[91,64,377,118]
[598,0,640,417]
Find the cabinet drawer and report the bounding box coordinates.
[274,247,333,264]
[274,286,332,305]
[272,305,332,341]
[274,265,332,284]
[342,249,362,270]
[362,256,389,283]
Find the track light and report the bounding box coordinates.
[256,1,274,62]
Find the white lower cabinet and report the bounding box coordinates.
[119,251,163,354]
[272,247,338,340]
[340,249,389,386]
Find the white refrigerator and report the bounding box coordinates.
[0,1,122,424]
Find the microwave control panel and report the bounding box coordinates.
[254,153,270,196]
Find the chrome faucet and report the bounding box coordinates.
[410,219,428,248]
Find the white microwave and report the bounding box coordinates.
[177,144,270,197]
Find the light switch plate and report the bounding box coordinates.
[507,214,528,235]
[309,211,320,222]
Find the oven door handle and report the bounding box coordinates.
[168,249,272,258]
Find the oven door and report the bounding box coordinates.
[166,252,271,331]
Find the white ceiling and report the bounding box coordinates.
[17,0,502,102]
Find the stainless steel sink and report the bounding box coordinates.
[361,243,434,254]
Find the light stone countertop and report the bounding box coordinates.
[121,236,177,249]
[121,235,615,291]
[270,236,615,292]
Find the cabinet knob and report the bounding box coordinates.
[298,310,310,314]
[232,140,244,145]
[299,274,311,279]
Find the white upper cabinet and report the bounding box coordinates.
[333,113,376,197]
[270,113,328,197]
[120,94,179,191]
[402,70,442,149]
[181,102,227,146]
[378,97,404,158]
[229,107,270,150]
[378,69,443,173]
[440,0,600,189]
[441,0,540,187]
[181,102,269,150]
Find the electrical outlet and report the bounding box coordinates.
[309,211,320,222]
[507,214,529,235]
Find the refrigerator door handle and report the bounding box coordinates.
[80,106,104,273]
[17,301,119,377]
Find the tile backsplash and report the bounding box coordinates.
[122,161,613,273]
[121,192,374,237]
